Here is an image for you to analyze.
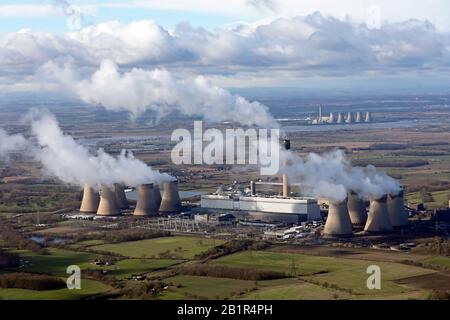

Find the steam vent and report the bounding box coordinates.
[324,198,353,237]
[347,192,368,226]
[134,184,159,216]
[388,190,409,228]
[97,185,121,216]
[114,183,129,210]
[364,195,393,233]
[159,181,182,213]
[79,184,100,213]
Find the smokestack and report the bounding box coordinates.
[97,185,121,216]
[364,195,393,233]
[329,112,335,124]
[114,183,129,210]
[250,181,256,196]
[355,112,362,123]
[80,184,99,213]
[153,184,162,208]
[365,112,372,123]
[324,198,353,237]
[347,191,367,226]
[388,190,409,228]
[134,184,159,216]
[346,112,354,124]
[336,112,344,124]
[282,139,291,198]
[159,181,182,213]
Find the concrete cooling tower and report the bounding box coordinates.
[346,112,355,124]
[153,184,162,208]
[80,184,99,213]
[337,112,344,124]
[388,190,409,228]
[329,112,336,124]
[355,112,362,123]
[97,185,121,216]
[134,184,159,216]
[324,199,353,237]
[364,195,393,233]
[347,192,368,226]
[365,112,372,123]
[114,183,129,210]
[159,181,182,213]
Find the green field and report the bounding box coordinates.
[212,251,435,298]
[421,256,450,269]
[0,279,111,300]
[91,236,224,260]
[407,190,450,208]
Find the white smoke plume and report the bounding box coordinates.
[43,59,278,128]
[280,149,402,202]
[0,129,29,159]
[26,109,173,187]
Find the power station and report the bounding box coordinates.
[312,105,373,125]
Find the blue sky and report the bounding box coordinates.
[1,0,450,92]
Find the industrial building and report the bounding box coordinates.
[312,105,373,125]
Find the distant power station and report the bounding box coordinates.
[312,105,373,125]
[79,181,182,216]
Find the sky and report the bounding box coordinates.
[1,0,450,93]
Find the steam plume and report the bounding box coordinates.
[280,149,401,202]
[26,109,172,187]
[0,129,29,158]
[43,59,278,128]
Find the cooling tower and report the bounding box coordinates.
[324,198,353,237]
[97,185,121,216]
[346,112,354,124]
[336,112,344,124]
[388,190,409,228]
[114,183,129,210]
[365,112,372,123]
[80,184,99,213]
[329,112,336,124]
[364,195,393,233]
[355,112,362,123]
[134,184,159,216]
[159,181,182,213]
[153,184,162,208]
[347,192,367,226]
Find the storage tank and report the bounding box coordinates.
[364,195,393,233]
[97,185,121,216]
[388,190,409,228]
[159,181,182,213]
[114,183,129,210]
[80,184,99,213]
[324,198,353,237]
[134,184,159,216]
[347,191,367,226]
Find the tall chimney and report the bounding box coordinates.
[282,139,291,198]
[347,191,367,226]
[388,190,409,228]
[250,181,256,196]
[324,198,353,237]
[159,181,182,213]
[336,112,344,124]
[134,184,159,216]
[80,184,99,213]
[364,195,392,233]
[97,185,121,216]
[355,112,362,123]
[114,183,129,210]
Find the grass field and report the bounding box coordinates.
[0,279,111,300]
[421,256,450,269]
[91,236,224,260]
[212,251,435,298]
[406,190,450,208]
